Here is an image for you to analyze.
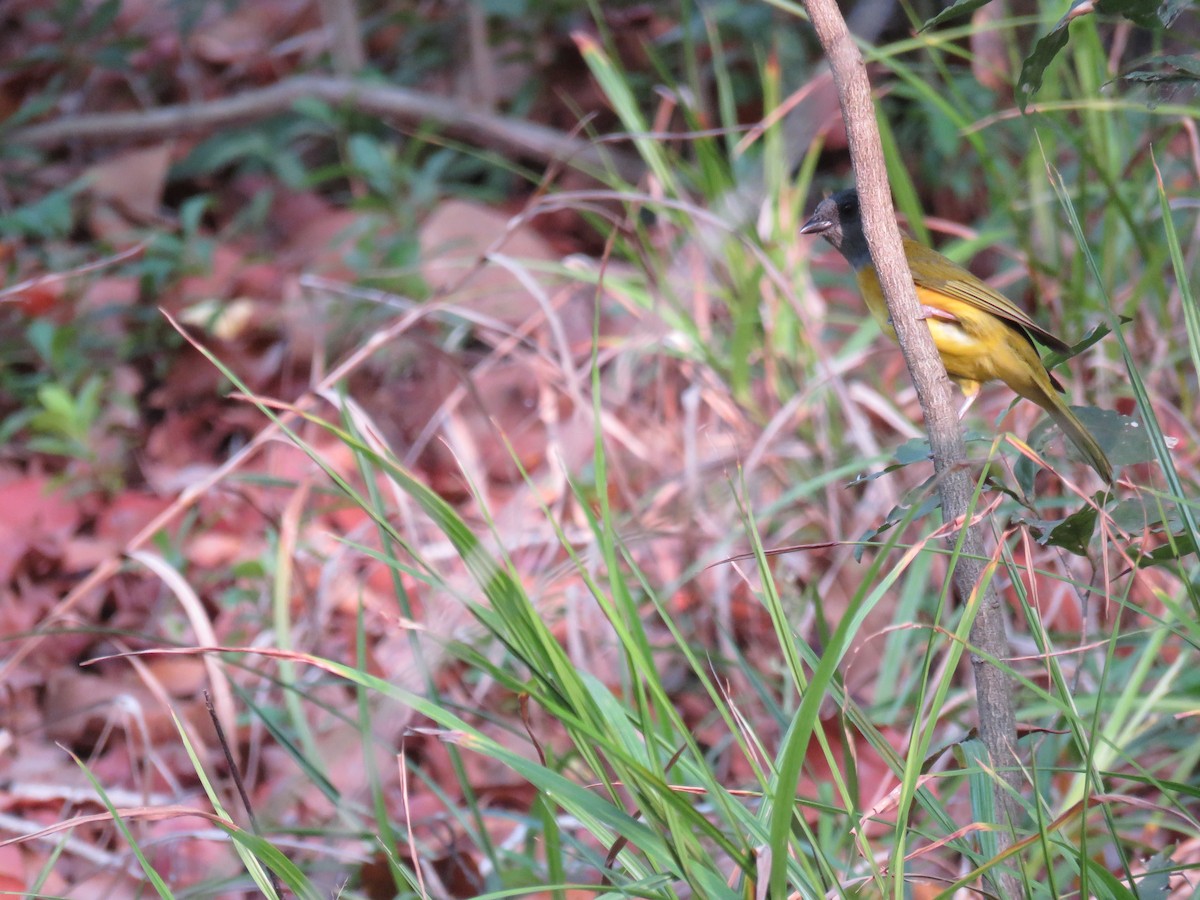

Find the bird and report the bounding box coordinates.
[800,188,1112,482]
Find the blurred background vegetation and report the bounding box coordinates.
[0,0,1197,897]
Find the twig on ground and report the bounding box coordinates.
[0,242,148,301]
[8,74,645,183]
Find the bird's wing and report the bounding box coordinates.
[902,238,1071,353]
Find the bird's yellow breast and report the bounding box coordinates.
[855,265,1047,397]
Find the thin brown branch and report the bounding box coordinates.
[316,0,366,75]
[7,74,644,182]
[466,1,498,111]
[800,0,1023,886]
[203,691,285,899]
[0,242,147,301]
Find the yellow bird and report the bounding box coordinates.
[800,188,1112,482]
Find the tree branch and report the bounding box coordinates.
[7,74,644,183]
[799,0,1023,882]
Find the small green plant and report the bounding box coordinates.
[1,312,138,491]
[25,375,106,459]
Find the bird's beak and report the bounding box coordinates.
[799,213,831,236]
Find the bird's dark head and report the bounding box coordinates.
[800,188,869,268]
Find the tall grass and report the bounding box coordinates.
[48,4,1200,898]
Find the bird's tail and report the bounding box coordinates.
[1038,390,1113,483]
